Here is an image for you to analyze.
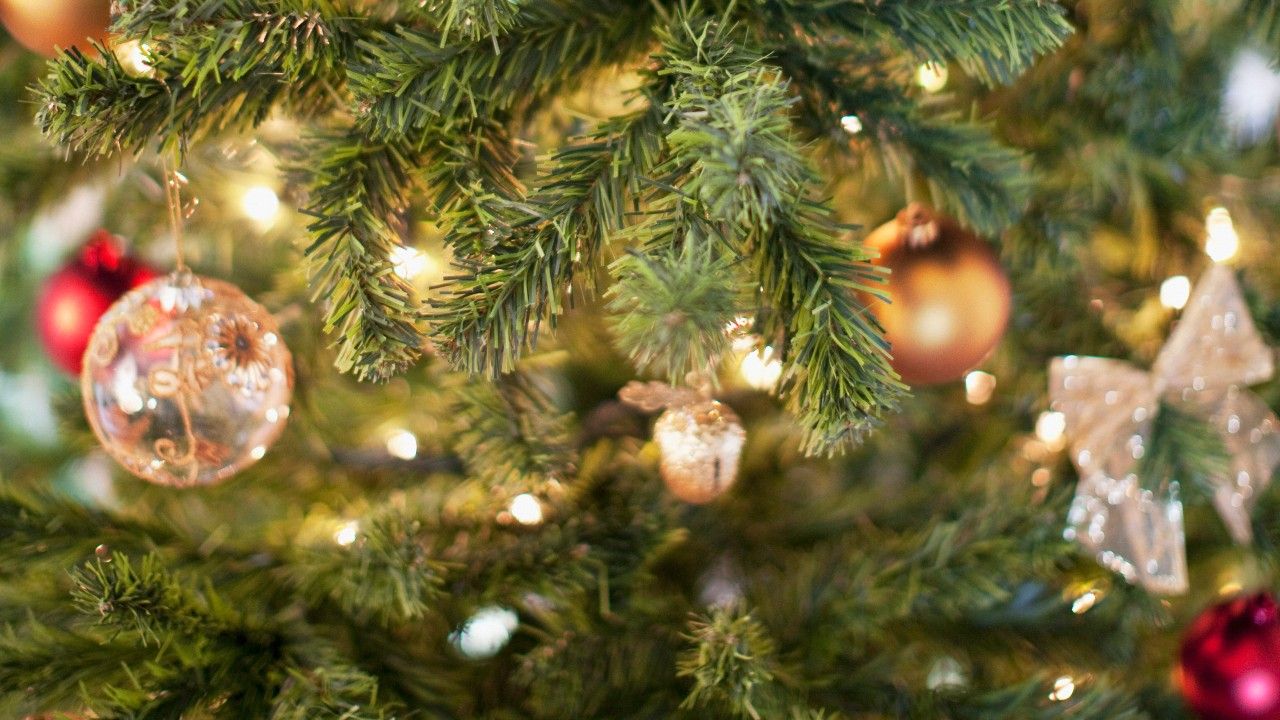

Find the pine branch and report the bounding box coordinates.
[37,0,352,157]
[678,608,782,720]
[780,47,1033,236]
[288,511,447,625]
[606,235,742,384]
[348,0,655,141]
[451,372,578,488]
[753,0,1072,85]
[294,129,428,381]
[431,105,665,375]
[656,16,905,452]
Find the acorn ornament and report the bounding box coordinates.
[620,380,746,504]
[82,270,294,486]
[0,0,111,57]
[864,203,1011,385]
[35,230,157,375]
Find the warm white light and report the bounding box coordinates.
[451,606,519,659]
[508,493,544,526]
[916,62,949,92]
[1159,275,1191,310]
[334,521,359,547]
[840,114,863,135]
[1205,207,1240,262]
[385,430,418,460]
[390,246,429,281]
[740,346,783,391]
[1036,411,1067,450]
[114,40,154,78]
[964,371,996,405]
[241,185,281,227]
[1049,675,1076,702]
[1071,591,1098,614]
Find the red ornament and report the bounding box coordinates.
[863,203,1011,386]
[1180,592,1280,720]
[35,231,155,375]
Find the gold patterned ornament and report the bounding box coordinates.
[1049,265,1280,594]
[619,379,747,504]
[82,270,294,486]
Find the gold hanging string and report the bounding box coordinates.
[163,159,187,271]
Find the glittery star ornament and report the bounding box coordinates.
[1049,265,1280,594]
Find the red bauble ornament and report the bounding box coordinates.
[0,0,110,57]
[863,203,1011,386]
[35,231,156,375]
[1180,592,1280,720]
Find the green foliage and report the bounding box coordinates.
[607,241,741,384]
[1137,401,1232,498]
[678,607,780,719]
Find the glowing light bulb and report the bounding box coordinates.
[1071,590,1099,614]
[1036,411,1067,451]
[508,493,544,526]
[390,246,429,281]
[334,521,359,547]
[241,185,281,228]
[114,40,154,78]
[840,114,863,135]
[451,606,519,659]
[1159,275,1191,310]
[1205,207,1240,262]
[740,346,782,391]
[964,371,996,405]
[1049,675,1076,702]
[385,429,418,460]
[916,62,949,92]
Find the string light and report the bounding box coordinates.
[241,185,281,228]
[1071,590,1099,614]
[508,493,544,526]
[740,346,782,391]
[334,520,359,547]
[840,114,863,134]
[385,429,418,460]
[390,246,430,281]
[451,606,519,659]
[1049,675,1077,702]
[1159,275,1192,310]
[916,62,949,92]
[1205,207,1240,263]
[1036,411,1067,451]
[964,371,996,405]
[113,40,154,78]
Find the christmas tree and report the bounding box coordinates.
[4,0,1280,717]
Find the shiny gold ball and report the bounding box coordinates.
[82,271,294,486]
[0,0,110,57]
[864,204,1011,386]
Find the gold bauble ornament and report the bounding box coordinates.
[864,203,1011,385]
[0,0,110,57]
[82,271,294,487]
[653,400,746,504]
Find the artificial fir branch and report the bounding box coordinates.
[295,130,428,381]
[37,0,351,157]
[431,105,666,374]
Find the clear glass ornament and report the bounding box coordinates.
[653,400,745,504]
[81,270,293,486]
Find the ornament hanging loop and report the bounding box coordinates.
[162,159,190,271]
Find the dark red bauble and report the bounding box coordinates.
[35,231,155,375]
[863,203,1011,386]
[1180,592,1280,720]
